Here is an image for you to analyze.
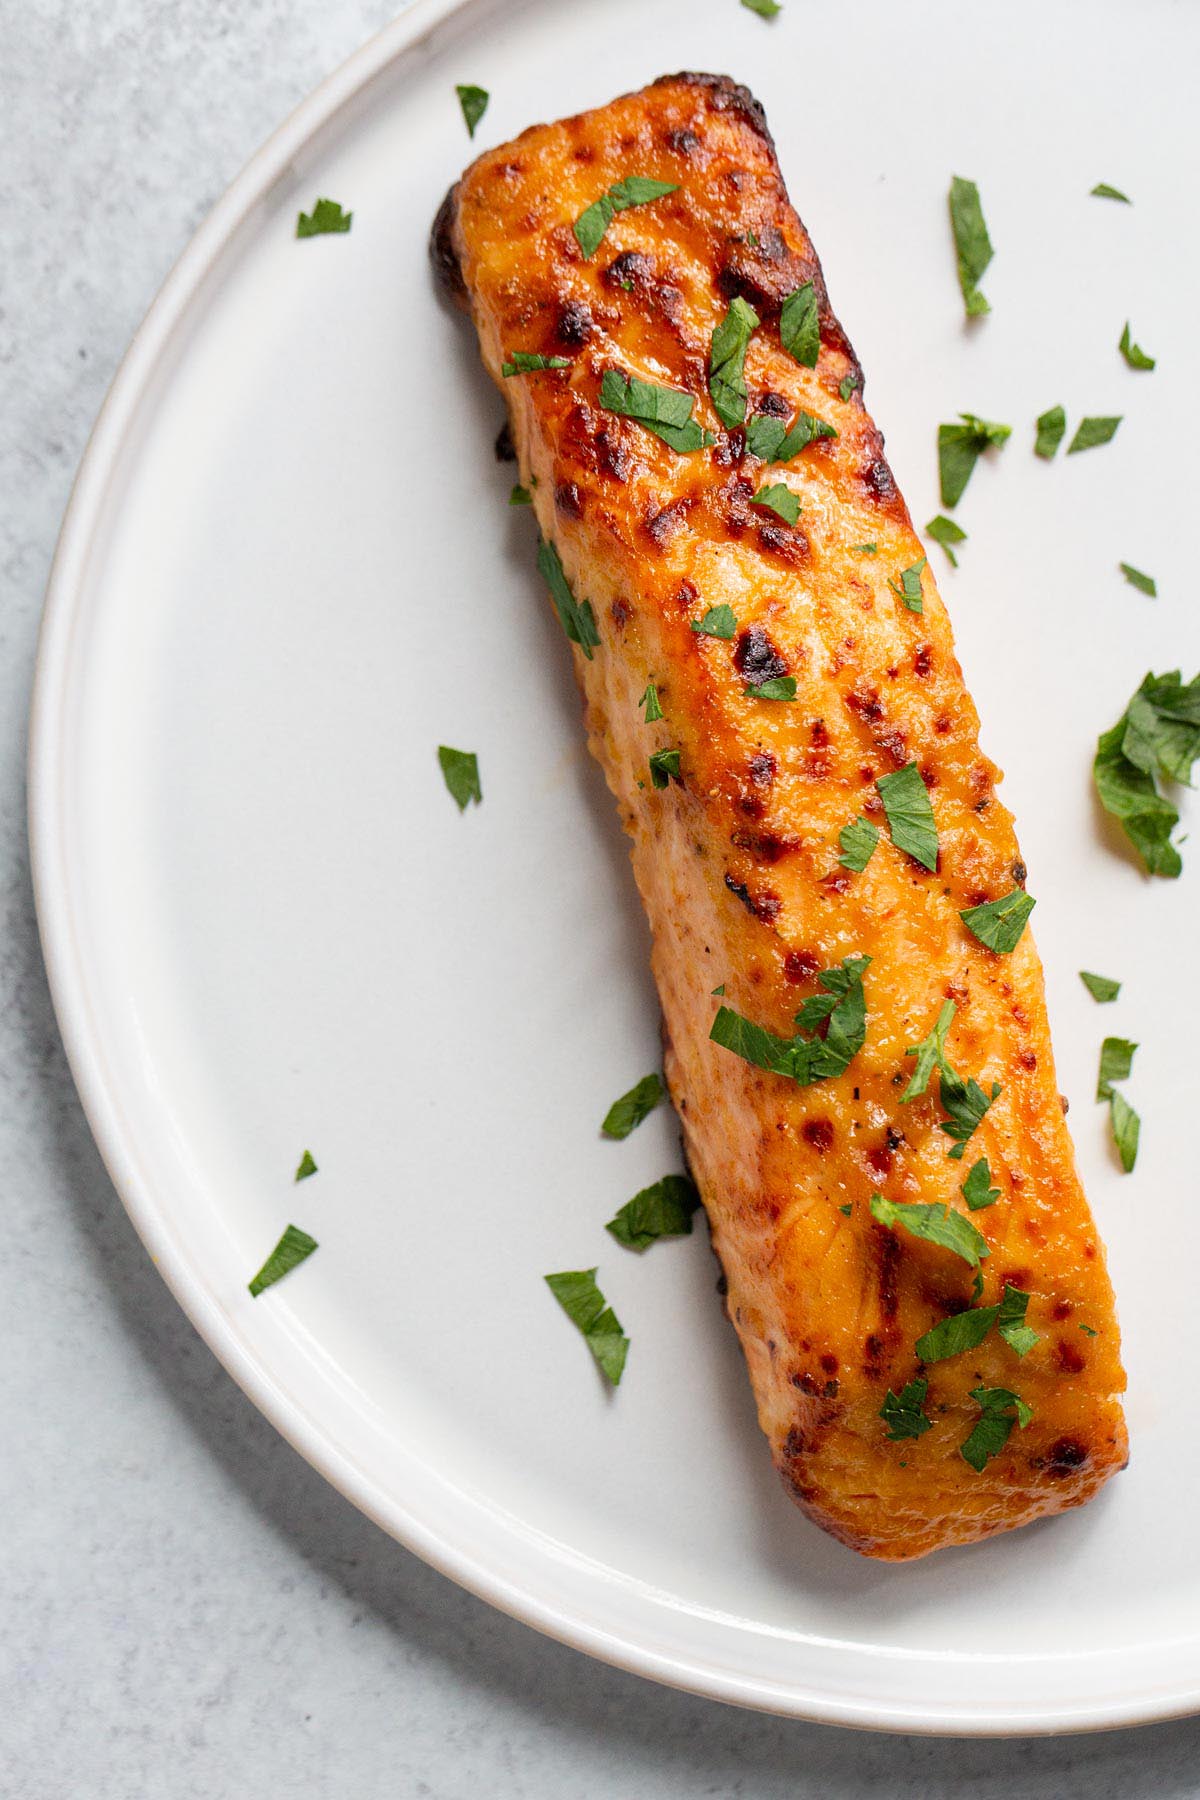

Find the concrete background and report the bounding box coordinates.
[3,5,1197,1793]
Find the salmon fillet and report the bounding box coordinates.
[433,71,1127,1559]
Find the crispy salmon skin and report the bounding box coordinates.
[434,72,1127,1559]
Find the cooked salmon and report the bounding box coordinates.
[433,71,1127,1558]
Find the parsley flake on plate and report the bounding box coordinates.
[750,483,801,525]
[1067,415,1122,453]
[1119,562,1156,597]
[455,84,489,138]
[296,197,351,238]
[711,955,870,1088]
[537,539,600,660]
[248,1225,318,1297]
[690,603,737,639]
[606,1174,700,1250]
[573,176,679,260]
[1091,182,1131,202]
[1119,322,1155,371]
[741,0,782,16]
[1034,405,1067,459]
[294,1149,318,1182]
[544,1269,628,1385]
[926,515,966,567]
[1094,669,1200,876]
[837,814,879,873]
[1110,1090,1140,1173]
[709,297,760,429]
[938,413,1011,507]
[601,1072,663,1140]
[948,176,994,318]
[599,369,713,453]
[876,763,938,871]
[1080,971,1121,1003]
[880,1378,932,1442]
[438,746,482,811]
[1097,1036,1137,1102]
[960,888,1036,954]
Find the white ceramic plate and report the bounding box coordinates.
[30,0,1200,1734]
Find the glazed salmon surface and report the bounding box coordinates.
[435,72,1127,1559]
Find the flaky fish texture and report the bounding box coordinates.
[434,72,1127,1558]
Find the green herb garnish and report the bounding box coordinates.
[741,0,782,15]
[780,281,820,368]
[960,888,1036,954]
[1097,1036,1137,1101]
[876,763,938,871]
[438,746,482,811]
[1067,415,1122,453]
[961,1386,1031,1471]
[599,369,713,453]
[639,681,664,722]
[926,516,966,567]
[839,373,859,401]
[901,999,999,1158]
[1119,562,1156,597]
[248,1224,318,1296]
[649,747,682,789]
[1110,1090,1140,1173]
[916,1303,996,1364]
[1091,182,1131,202]
[744,676,797,702]
[745,409,836,464]
[1080,971,1121,1003]
[962,1157,1000,1211]
[750,483,800,525]
[948,176,993,318]
[889,556,927,612]
[573,176,679,260]
[601,1072,663,1140]
[880,1379,932,1441]
[1034,405,1067,459]
[294,1150,318,1182]
[996,1285,1040,1357]
[838,815,879,873]
[537,539,600,660]
[938,413,1011,507]
[690,603,737,639]
[852,542,878,555]
[1119,322,1155,371]
[455,84,489,138]
[509,483,533,506]
[709,297,760,429]
[870,1194,990,1268]
[903,1000,955,1101]
[711,954,870,1087]
[1093,670,1200,876]
[502,351,570,376]
[544,1269,628,1385]
[296,198,351,238]
[606,1173,700,1250]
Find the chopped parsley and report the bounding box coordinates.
[599,369,713,453]
[1091,182,1131,202]
[648,747,682,789]
[837,815,879,872]
[870,1194,989,1268]
[1093,670,1200,876]
[509,483,533,506]
[959,888,1036,954]
[296,198,351,238]
[889,557,927,612]
[1096,1036,1137,1102]
[537,539,600,660]
[1080,1323,1099,1336]
[248,1224,318,1297]
[573,176,679,260]
[1119,322,1155,371]
[601,1072,663,1140]
[948,176,993,318]
[544,1269,628,1385]
[750,483,801,525]
[690,603,737,639]
[839,372,860,402]
[880,1379,932,1442]
[902,1000,1000,1157]
[741,0,782,15]
[745,409,836,464]
[711,954,870,1087]
[876,763,939,871]
[502,351,570,376]
[745,676,797,701]
[709,297,760,429]
[852,542,878,555]
[961,1386,1031,1472]
[962,1157,1000,1211]
[1119,562,1156,597]
[1067,415,1122,453]
[606,1174,700,1250]
[780,281,820,368]
[996,1285,1040,1357]
[903,1000,955,1101]
[938,413,1011,508]
[1034,405,1067,459]
[639,681,664,722]
[838,1202,853,1217]
[926,515,966,567]
[1080,971,1121,1003]
[916,1302,996,1364]
[712,984,726,996]
[294,1150,318,1182]
[1110,1090,1140,1173]
[455,84,489,138]
[437,746,482,811]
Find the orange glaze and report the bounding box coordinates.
[436,72,1127,1558]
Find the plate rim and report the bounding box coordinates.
[26,0,1197,1737]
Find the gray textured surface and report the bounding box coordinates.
[2,5,1199,1795]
